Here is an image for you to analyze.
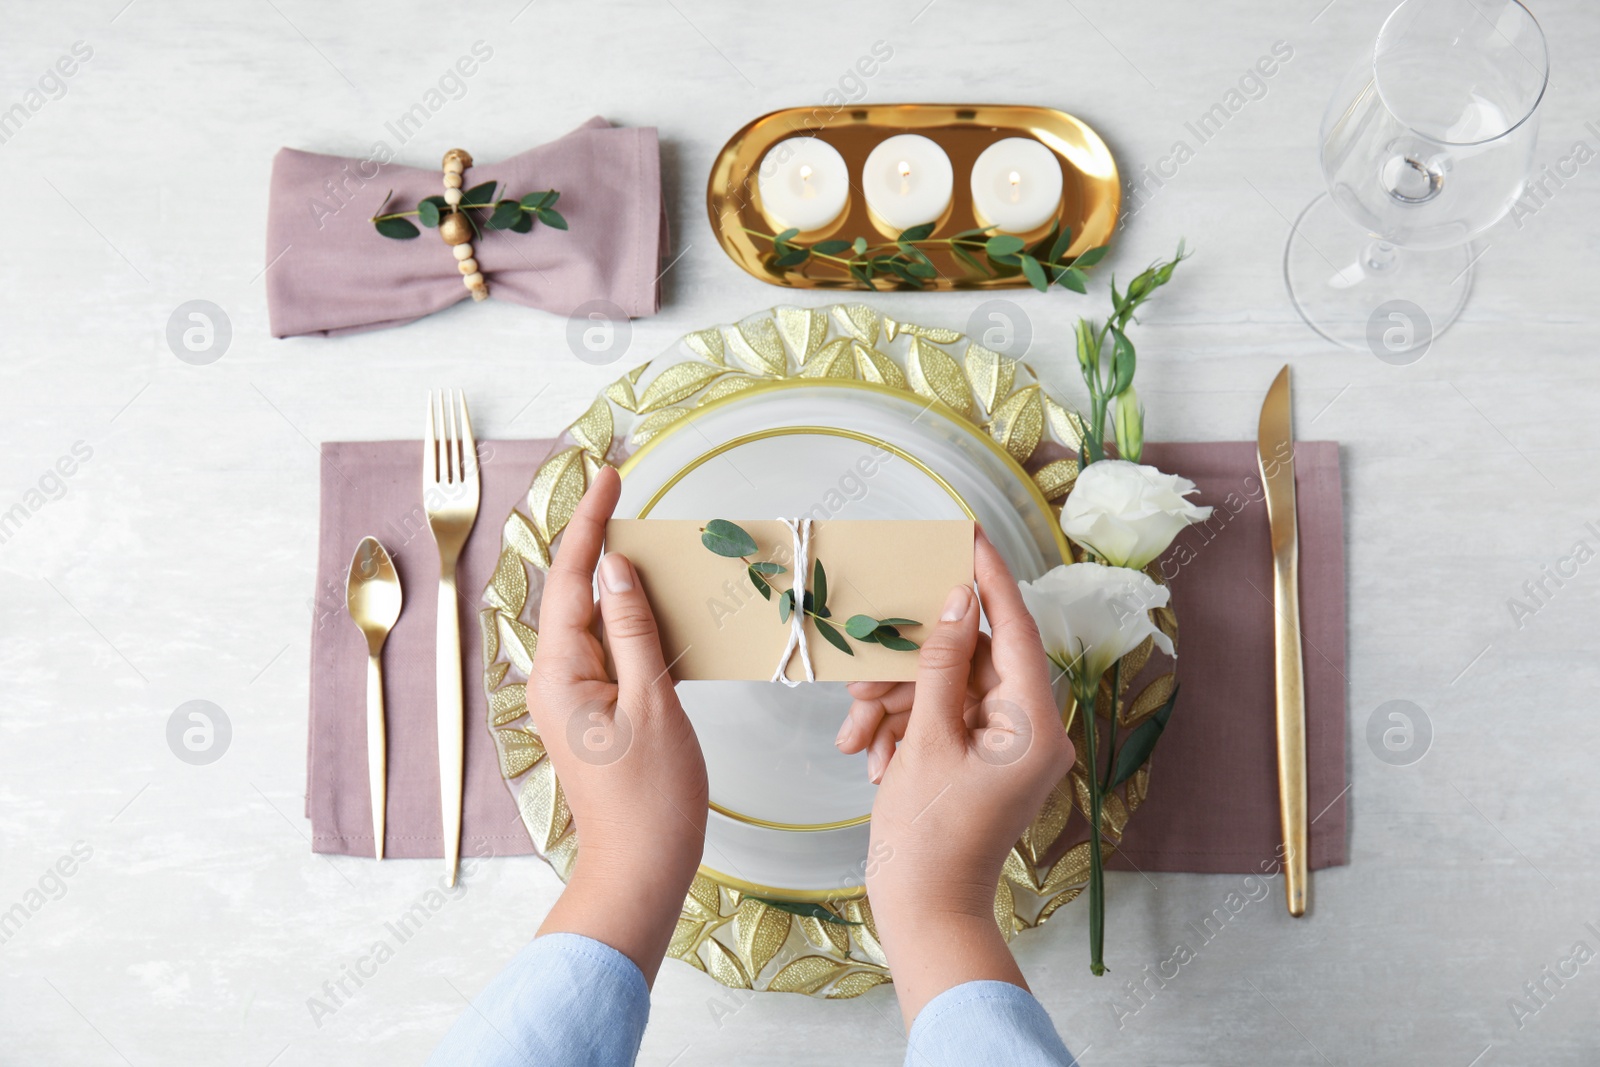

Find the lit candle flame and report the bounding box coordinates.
[1009,169,1022,203]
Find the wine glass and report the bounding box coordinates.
[1284,0,1548,358]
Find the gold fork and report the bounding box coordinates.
[423,389,480,887]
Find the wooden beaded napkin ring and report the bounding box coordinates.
[440,149,488,301]
[368,148,569,302]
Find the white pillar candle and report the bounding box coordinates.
[862,134,954,233]
[970,137,1064,234]
[756,137,850,234]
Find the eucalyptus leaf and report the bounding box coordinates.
[844,614,878,639]
[510,211,535,233]
[1075,244,1110,267]
[849,263,874,286]
[985,234,1025,258]
[852,236,869,255]
[813,558,828,611]
[952,244,991,277]
[876,617,920,627]
[748,561,786,575]
[1027,220,1059,258]
[898,222,936,242]
[1049,226,1075,263]
[374,217,420,239]
[701,519,757,558]
[773,248,810,269]
[1110,683,1180,787]
[812,239,853,256]
[814,618,853,656]
[418,198,443,228]
[775,227,800,244]
[488,199,523,230]
[877,634,919,652]
[1056,268,1089,294]
[519,191,556,209]
[886,260,920,285]
[906,260,937,279]
[897,243,932,267]
[461,181,497,207]
[747,566,773,600]
[747,898,862,925]
[1020,253,1049,292]
[779,589,795,623]
[535,207,568,230]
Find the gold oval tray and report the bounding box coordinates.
[707,104,1121,291]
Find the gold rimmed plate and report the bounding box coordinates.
[708,104,1121,290]
[627,425,976,838]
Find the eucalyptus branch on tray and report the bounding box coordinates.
[743,220,1106,293]
[699,519,920,656]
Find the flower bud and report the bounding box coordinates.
[1113,386,1144,463]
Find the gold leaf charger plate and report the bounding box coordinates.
[479,304,1175,997]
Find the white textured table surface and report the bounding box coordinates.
[4,1,1598,1063]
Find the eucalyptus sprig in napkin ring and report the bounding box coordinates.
[370,148,567,302]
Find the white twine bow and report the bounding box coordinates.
[771,517,815,687]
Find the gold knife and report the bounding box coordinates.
[1257,364,1309,917]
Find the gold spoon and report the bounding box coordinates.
[347,536,402,860]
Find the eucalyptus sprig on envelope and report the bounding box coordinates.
[699,519,921,656]
[604,519,974,683]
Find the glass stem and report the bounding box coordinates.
[1363,240,1398,274]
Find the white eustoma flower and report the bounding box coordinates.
[1017,562,1174,683]
[1060,460,1213,570]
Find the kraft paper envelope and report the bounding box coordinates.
[604,519,975,682]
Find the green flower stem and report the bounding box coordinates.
[1080,321,1119,458]
[1076,680,1108,976]
[1098,660,1123,795]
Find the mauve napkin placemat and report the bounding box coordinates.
[307,439,1347,873]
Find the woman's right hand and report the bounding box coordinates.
[851,531,1074,1028]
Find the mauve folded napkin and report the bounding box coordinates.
[307,439,1347,874]
[267,117,666,338]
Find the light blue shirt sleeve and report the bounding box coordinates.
[428,932,650,1067]
[905,980,1077,1067]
